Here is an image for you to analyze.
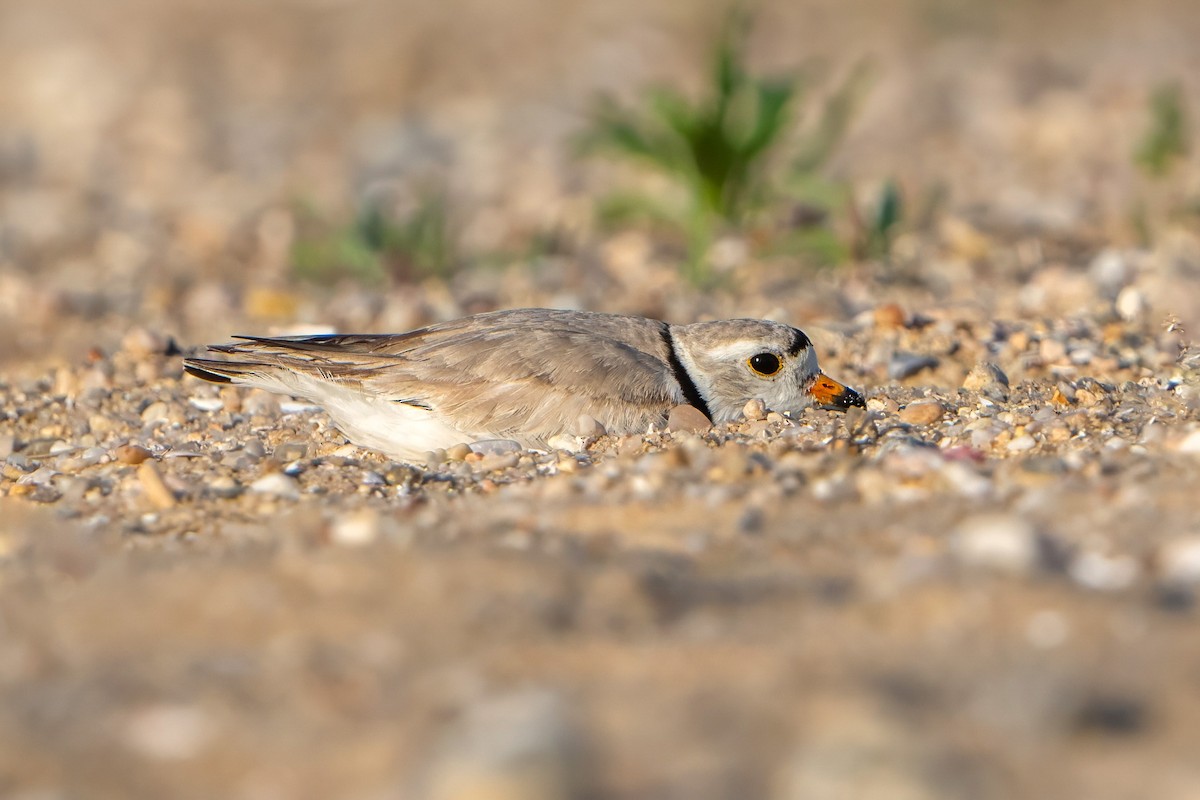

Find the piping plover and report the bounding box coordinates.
[184,308,864,460]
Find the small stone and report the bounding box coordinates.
[477,453,520,472]
[887,352,938,381]
[470,439,523,457]
[113,441,153,465]
[422,690,584,800]
[138,462,177,510]
[384,464,420,487]
[1175,430,1200,454]
[1006,434,1037,452]
[187,397,224,412]
[121,327,169,358]
[574,415,606,438]
[962,361,1010,392]
[249,473,300,499]
[1115,286,1146,322]
[546,434,580,452]
[140,402,170,424]
[742,398,767,421]
[1069,551,1138,591]
[873,303,907,329]
[1158,537,1200,585]
[275,442,308,462]
[668,405,712,434]
[898,400,946,426]
[207,476,241,499]
[122,704,213,761]
[446,443,473,461]
[953,513,1037,573]
[330,510,381,547]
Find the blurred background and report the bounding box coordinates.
[1,0,1199,369]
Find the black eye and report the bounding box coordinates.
[748,352,782,377]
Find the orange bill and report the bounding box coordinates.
[809,372,866,410]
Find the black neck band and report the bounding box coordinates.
[660,325,712,421]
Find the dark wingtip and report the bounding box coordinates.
[183,362,233,384]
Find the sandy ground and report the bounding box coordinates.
[3,1,1200,798]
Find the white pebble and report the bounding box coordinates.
[953,514,1037,573]
[330,511,381,546]
[188,397,224,412]
[1006,434,1037,452]
[1175,429,1200,454]
[122,705,213,761]
[249,473,300,499]
[1070,551,1138,591]
[1158,537,1200,584]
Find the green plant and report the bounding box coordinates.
[1135,82,1188,178]
[291,190,457,285]
[577,12,870,283]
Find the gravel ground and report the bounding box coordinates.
[4,1,1200,798]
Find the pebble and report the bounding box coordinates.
[470,439,523,456]
[574,415,606,438]
[888,352,938,380]
[187,397,224,412]
[952,514,1037,573]
[962,361,1010,398]
[1069,551,1138,591]
[421,689,584,800]
[898,400,946,426]
[138,462,178,510]
[207,476,241,499]
[141,401,171,424]
[1157,537,1200,585]
[742,398,767,421]
[1176,430,1200,455]
[275,442,308,462]
[249,473,300,499]
[113,444,154,465]
[446,443,474,461]
[873,303,907,329]
[330,510,381,547]
[668,405,712,434]
[1006,434,1037,452]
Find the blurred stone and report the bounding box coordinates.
[1115,287,1147,322]
[113,444,153,465]
[873,303,907,329]
[899,400,945,426]
[962,362,1010,397]
[138,462,177,510]
[330,510,381,547]
[422,689,587,800]
[668,405,712,434]
[249,473,300,499]
[122,704,214,761]
[953,514,1037,573]
[888,352,938,381]
[574,415,606,438]
[471,439,523,457]
[1158,537,1200,585]
[1069,551,1138,591]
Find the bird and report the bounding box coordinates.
[183,308,864,461]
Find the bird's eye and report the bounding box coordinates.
[748,352,782,377]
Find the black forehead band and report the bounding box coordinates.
[787,328,812,357]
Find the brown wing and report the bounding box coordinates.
[186,309,686,438]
